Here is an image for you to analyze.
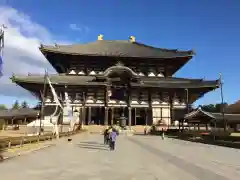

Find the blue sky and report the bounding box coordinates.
[0,0,240,108]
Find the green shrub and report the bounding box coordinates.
[0,119,6,130]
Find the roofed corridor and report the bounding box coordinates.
[1,133,239,180]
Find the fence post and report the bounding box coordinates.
[8,141,11,149]
[20,137,24,147]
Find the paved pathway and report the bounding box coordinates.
[0,133,239,180]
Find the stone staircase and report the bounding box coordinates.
[83,125,105,134]
[83,125,150,135]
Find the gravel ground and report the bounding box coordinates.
[0,133,239,180]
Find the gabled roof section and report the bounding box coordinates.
[11,75,218,104]
[185,108,215,119]
[11,74,98,86]
[185,108,240,124]
[39,40,194,59]
[0,108,39,119]
[11,74,219,89]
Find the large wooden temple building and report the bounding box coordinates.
[11,35,219,126]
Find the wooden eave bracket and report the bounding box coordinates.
[190,49,196,55]
[10,74,16,82]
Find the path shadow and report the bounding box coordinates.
[78,141,106,146]
[77,140,109,151]
[170,136,240,149]
[76,145,109,151]
[76,144,109,151]
[79,141,99,144]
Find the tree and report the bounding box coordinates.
[33,102,41,110]
[215,103,228,113]
[21,101,29,108]
[200,104,216,112]
[0,104,7,110]
[12,100,20,109]
[200,103,228,113]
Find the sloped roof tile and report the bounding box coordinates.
[40,40,194,58]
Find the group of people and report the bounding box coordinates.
[103,126,118,151]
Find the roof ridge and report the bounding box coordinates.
[132,42,194,54]
[41,40,193,53]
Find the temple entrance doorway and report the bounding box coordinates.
[135,108,148,125]
[83,106,148,126]
[85,107,105,125]
[108,107,126,125]
[107,107,148,126]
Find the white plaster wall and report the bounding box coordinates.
[152,104,186,125]
[72,106,81,124]
[44,106,80,125]
[44,116,58,124]
[152,107,161,124]
[161,107,170,125]
[152,106,171,125]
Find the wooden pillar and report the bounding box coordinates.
[60,92,64,126]
[98,107,102,125]
[11,117,14,126]
[160,107,163,121]
[147,89,152,125]
[81,107,86,125]
[145,108,148,125]
[111,108,114,125]
[134,108,137,125]
[71,106,74,120]
[82,91,86,126]
[169,92,173,126]
[104,86,109,126]
[178,120,181,132]
[78,107,82,128]
[104,107,108,125]
[128,107,132,127]
[185,88,190,114]
[127,85,132,128]
[88,107,91,125]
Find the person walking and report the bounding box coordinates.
[103,128,108,144]
[109,128,117,151]
[161,128,165,140]
[103,126,112,145]
[104,127,110,144]
[0,148,4,162]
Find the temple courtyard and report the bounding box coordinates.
[0,133,239,180]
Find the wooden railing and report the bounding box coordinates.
[0,130,86,150]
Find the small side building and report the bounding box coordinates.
[0,108,39,125]
[184,108,240,132]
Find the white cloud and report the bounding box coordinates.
[69,23,82,32]
[0,5,71,98]
[69,23,89,33]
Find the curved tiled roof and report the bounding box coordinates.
[103,63,138,77]
[185,108,240,124]
[0,108,39,119]
[39,40,194,58]
[11,74,218,89]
